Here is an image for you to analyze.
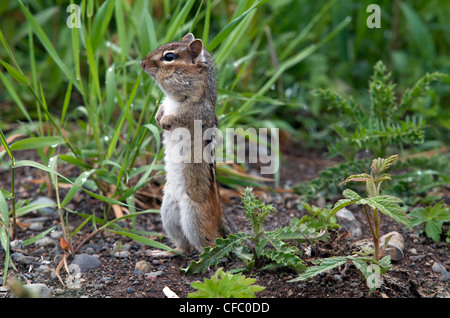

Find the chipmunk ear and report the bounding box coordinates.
[188,39,203,59]
[182,33,195,42]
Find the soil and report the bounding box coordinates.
[0,144,448,301]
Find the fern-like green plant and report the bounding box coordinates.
[188,268,265,298]
[313,60,445,160]
[183,188,328,274]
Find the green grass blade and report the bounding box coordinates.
[22,226,57,247]
[61,80,73,125]
[0,59,30,85]
[0,73,32,123]
[90,0,115,53]
[15,202,58,217]
[164,0,196,42]
[0,128,14,161]
[83,28,102,103]
[105,63,116,124]
[139,5,158,56]
[8,136,62,151]
[202,0,211,45]
[207,0,269,52]
[400,2,435,60]
[0,29,22,71]
[107,71,142,159]
[61,170,96,208]
[17,0,80,92]
[13,160,126,208]
[114,0,130,61]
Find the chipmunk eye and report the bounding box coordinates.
[162,52,176,62]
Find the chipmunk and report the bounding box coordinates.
[140,33,233,255]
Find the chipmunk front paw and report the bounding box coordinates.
[160,116,175,131]
[155,107,164,127]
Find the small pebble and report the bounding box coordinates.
[70,253,102,272]
[50,231,63,239]
[135,260,152,273]
[438,271,450,282]
[29,223,44,231]
[11,252,36,265]
[431,261,445,274]
[30,197,57,214]
[336,208,362,238]
[35,237,56,248]
[98,277,113,285]
[114,251,130,258]
[408,248,418,255]
[333,274,343,282]
[10,240,23,251]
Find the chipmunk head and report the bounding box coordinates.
[141,33,216,103]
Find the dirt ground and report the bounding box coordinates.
[0,145,448,301]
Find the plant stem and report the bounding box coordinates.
[373,208,380,260]
[10,160,16,239]
[363,205,378,259]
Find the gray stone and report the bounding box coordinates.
[438,271,450,282]
[114,250,130,258]
[29,222,44,231]
[11,252,36,265]
[10,240,23,251]
[30,197,57,214]
[50,230,63,239]
[35,237,56,248]
[70,253,101,272]
[432,261,446,274]
[335,208,362,238]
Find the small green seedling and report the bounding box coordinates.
[409,201,450,243]
[188,268,265,298]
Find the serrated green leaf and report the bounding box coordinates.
[425,220,443,243]
[289,256,348,282]
[263,249,305,272]
[342,189,362,201]
[182,233,250,274]
[360,195,412,228]
[339,173,371,185]
[370,155,399,174]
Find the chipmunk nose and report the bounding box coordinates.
[140,59,146,69]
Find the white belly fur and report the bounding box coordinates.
[161,96,185,197]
